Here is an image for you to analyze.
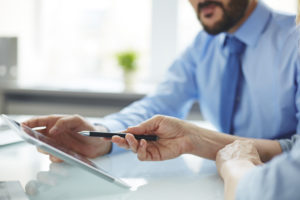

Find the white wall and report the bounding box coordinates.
[150,0,179,83]
[0,0,38,83]
[263,0,297,14]
[0,0,297,88]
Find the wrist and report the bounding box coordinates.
[184,131,199,155]
[221,160,255,182]
[185,125,218,158]
[103,141,113,154]
[179,122,201,154]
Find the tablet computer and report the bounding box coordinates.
[1,115,131,189]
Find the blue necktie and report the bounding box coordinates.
[220,36,246,133]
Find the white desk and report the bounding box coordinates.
[0,142,224,199]
[0,115,223,200]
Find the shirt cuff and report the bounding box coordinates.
[92,119,128,155]
[278,134,300,152]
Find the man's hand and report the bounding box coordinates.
[216,140,263,200]
[22,115,112,162]
[112,115,193,161]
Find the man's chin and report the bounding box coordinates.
[199,17,232,35]
[199,17,221,29]
[200,23,224,35]
[203,27,223,35]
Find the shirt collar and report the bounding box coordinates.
[221,1,271,48]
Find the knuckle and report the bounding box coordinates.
[72,114,82,121]
[71,114,85,125]
[73,114,83,121]
[56,118,66,127]
[138,155,145,161]
[153,115,164,120]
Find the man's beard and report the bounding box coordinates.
[197,0,249,35]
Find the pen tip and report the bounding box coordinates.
[78,131,88,135]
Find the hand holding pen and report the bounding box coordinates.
[108,115,192,161]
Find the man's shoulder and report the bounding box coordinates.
[269,10,296,33]
[261,10,297,49]
[270,12,300,48]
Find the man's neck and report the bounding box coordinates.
[228,0,258,34]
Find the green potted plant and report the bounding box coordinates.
[116,50,138,92]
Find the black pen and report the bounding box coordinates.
[78,131,158,141]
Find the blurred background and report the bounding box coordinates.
[0,0,297,117]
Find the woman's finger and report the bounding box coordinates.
[126,134,139,153]
[111,136,130,149]
[137,139,147,161]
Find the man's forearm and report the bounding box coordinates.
[185,124,282,162]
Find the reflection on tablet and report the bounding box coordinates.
[1,115,131,189]
[22,124,99,168]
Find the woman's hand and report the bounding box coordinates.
[112,115,194,161]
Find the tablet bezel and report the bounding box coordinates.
[1,114,130,189]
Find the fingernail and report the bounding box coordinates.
[128,138,133,145]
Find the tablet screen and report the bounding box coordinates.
[1,115,130,189]
[21,120,99,167]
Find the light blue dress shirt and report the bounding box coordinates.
[100,2,299,153]
[235,23,300,200]
[236,135,300,200]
